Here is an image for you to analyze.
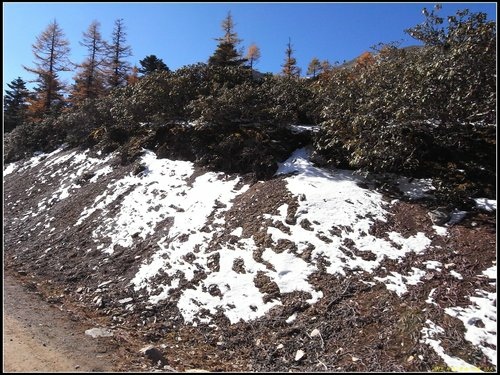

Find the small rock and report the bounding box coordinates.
[294,349,305,362]
[285,214,296,225]
[140,345,168,367]
[310,328,320,337]
[75,365,80,369]
[351,356,359,362]
[85,327,113,338]
[428,208,451,226]
[407,356,414,362]
[276,344,284,350]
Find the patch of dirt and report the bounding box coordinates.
[3,269,145,372]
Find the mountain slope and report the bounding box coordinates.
[3,146,496,372]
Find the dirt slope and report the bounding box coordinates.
[3,146,496,372]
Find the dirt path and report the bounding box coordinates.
[3,272,132,373]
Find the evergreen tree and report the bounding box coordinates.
[245,43,261,71]
[23,19,71,118]
[70,20,107,104]
[3,77,30,133]
[306,57,322,78]
[107,18,132,89]
[281,38,301,78]
[138,55,169,75]
[208,11,246,67]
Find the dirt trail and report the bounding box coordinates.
[3,271,130,373]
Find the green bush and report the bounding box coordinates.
[313,7,495,180]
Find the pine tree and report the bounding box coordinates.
[23,19,71,118]
[208,11,246,67]
[70,20,107,104]
[138,55,169,75]
[107,18,132,89]
[245,43,261,71]
[127,66,140,85]
[306,57,322,78]
[281,38,301,78]
[3,77,30,133]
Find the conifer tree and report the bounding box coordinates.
[138,55,169,75]
[320,59,333,73]
[70,20,107,104]
[306,57,322,78]
[127,66,140,85]
[208,11,246,67]
[3,77,30,133]
[107,18,132,89]
[245,43,261,72]
[281,38,301,78]
[23,19,71,117]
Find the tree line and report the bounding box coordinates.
[5,12,329,132]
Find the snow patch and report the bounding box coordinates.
[474,198,496,212]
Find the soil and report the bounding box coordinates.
[3,147,496,372]
[3,271,125,372]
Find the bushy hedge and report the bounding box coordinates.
[312,8,496,184]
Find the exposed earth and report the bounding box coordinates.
[3,145,496,372]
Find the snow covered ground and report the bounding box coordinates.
[3,146,496,371]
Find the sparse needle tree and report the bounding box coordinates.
[321,59,333,73]
[307,57,322,78]
[107,18,132,89]
[23,19,71,118]
[127,65,140,85]
[282,38,301,78]
[245,43,261,72]
[71,20,107,104]
[208,11,246,67]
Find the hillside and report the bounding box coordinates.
[3,144,496,372]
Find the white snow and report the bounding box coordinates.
[426,288,438,306]
[275,148,431,276]
[445,264,497,368]
[396,177,435,199]
[421,320,482,372]
[374,268,427,297]
[3,163,17,176]
[474,198,496,212]
[229,227,243,237]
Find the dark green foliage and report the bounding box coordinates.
[208,42,247,67]
[4,117,66,163]
[151,123,311,180]
[313,7,495,203]
[4,77,30,133]
[138,55,169,75]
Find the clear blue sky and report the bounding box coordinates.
[3,2,497,93]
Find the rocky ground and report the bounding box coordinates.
[3,145,496,372]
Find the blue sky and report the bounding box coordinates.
[3,2,497,93]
